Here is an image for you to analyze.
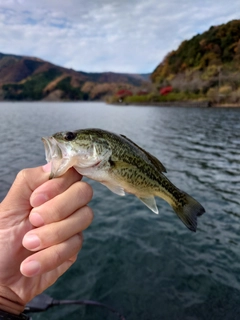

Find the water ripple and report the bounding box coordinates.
[1,103,240,320]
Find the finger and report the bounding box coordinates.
[29,181,93,227]
[23,206,93,251]
[20,233,83,277]
[0,165,51,212]
[22,254,79,303]
[41,253,79,285]
[30,168,82,207]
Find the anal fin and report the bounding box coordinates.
[138,196,159,214]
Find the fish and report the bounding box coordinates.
[42,128,205,232]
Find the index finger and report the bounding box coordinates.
[29,181,93,226]
[30,167,82,207]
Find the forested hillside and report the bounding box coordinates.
[150,20,240,104]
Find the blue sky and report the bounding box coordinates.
[0,0,239,73]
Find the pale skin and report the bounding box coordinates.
[0,163,94,315]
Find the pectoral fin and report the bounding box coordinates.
[101,182,126,196]
[138,196,159,214]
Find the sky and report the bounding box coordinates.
[0,0,239,74]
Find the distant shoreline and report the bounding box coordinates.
[112,100,240,108]
[0,100,240,107]
[212,103,240,108]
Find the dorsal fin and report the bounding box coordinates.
[120,134,167,173]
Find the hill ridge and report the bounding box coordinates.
[0,52,149,101]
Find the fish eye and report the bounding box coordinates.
[64,132,76,141]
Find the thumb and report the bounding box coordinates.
[1,164,51,212]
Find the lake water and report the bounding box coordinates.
[1,102,240,320]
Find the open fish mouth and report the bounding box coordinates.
[42,136,71,178]
[42,136,63,162]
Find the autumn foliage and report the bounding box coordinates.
[149,20,240,104]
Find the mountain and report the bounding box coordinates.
[151,19,240,104]
[0,52,149,101]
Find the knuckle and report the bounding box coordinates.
[74,233,83,250]
[78,232,84,243]
[16,168,31,183]
[70,254,78,264]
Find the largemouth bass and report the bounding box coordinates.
[42,128,205,232]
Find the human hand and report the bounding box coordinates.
[0,164,93,315]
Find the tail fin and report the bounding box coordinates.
[172,191,205,232]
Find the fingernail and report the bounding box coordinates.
[21,260,41,277]
[29,212,44,227]
[42,162,52,173]
[23,234,41,250]
[31,193,49,207]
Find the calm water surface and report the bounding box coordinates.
[1,102,240,320]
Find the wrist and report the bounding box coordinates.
[0,309,29,319]
[0,288,25,315]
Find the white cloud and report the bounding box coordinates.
[0,0,239,73]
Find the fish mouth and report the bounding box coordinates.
[42,136,62,162]
[42,136,71,178]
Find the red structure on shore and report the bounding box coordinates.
[159,86,172,95]
[116,89,133,97]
